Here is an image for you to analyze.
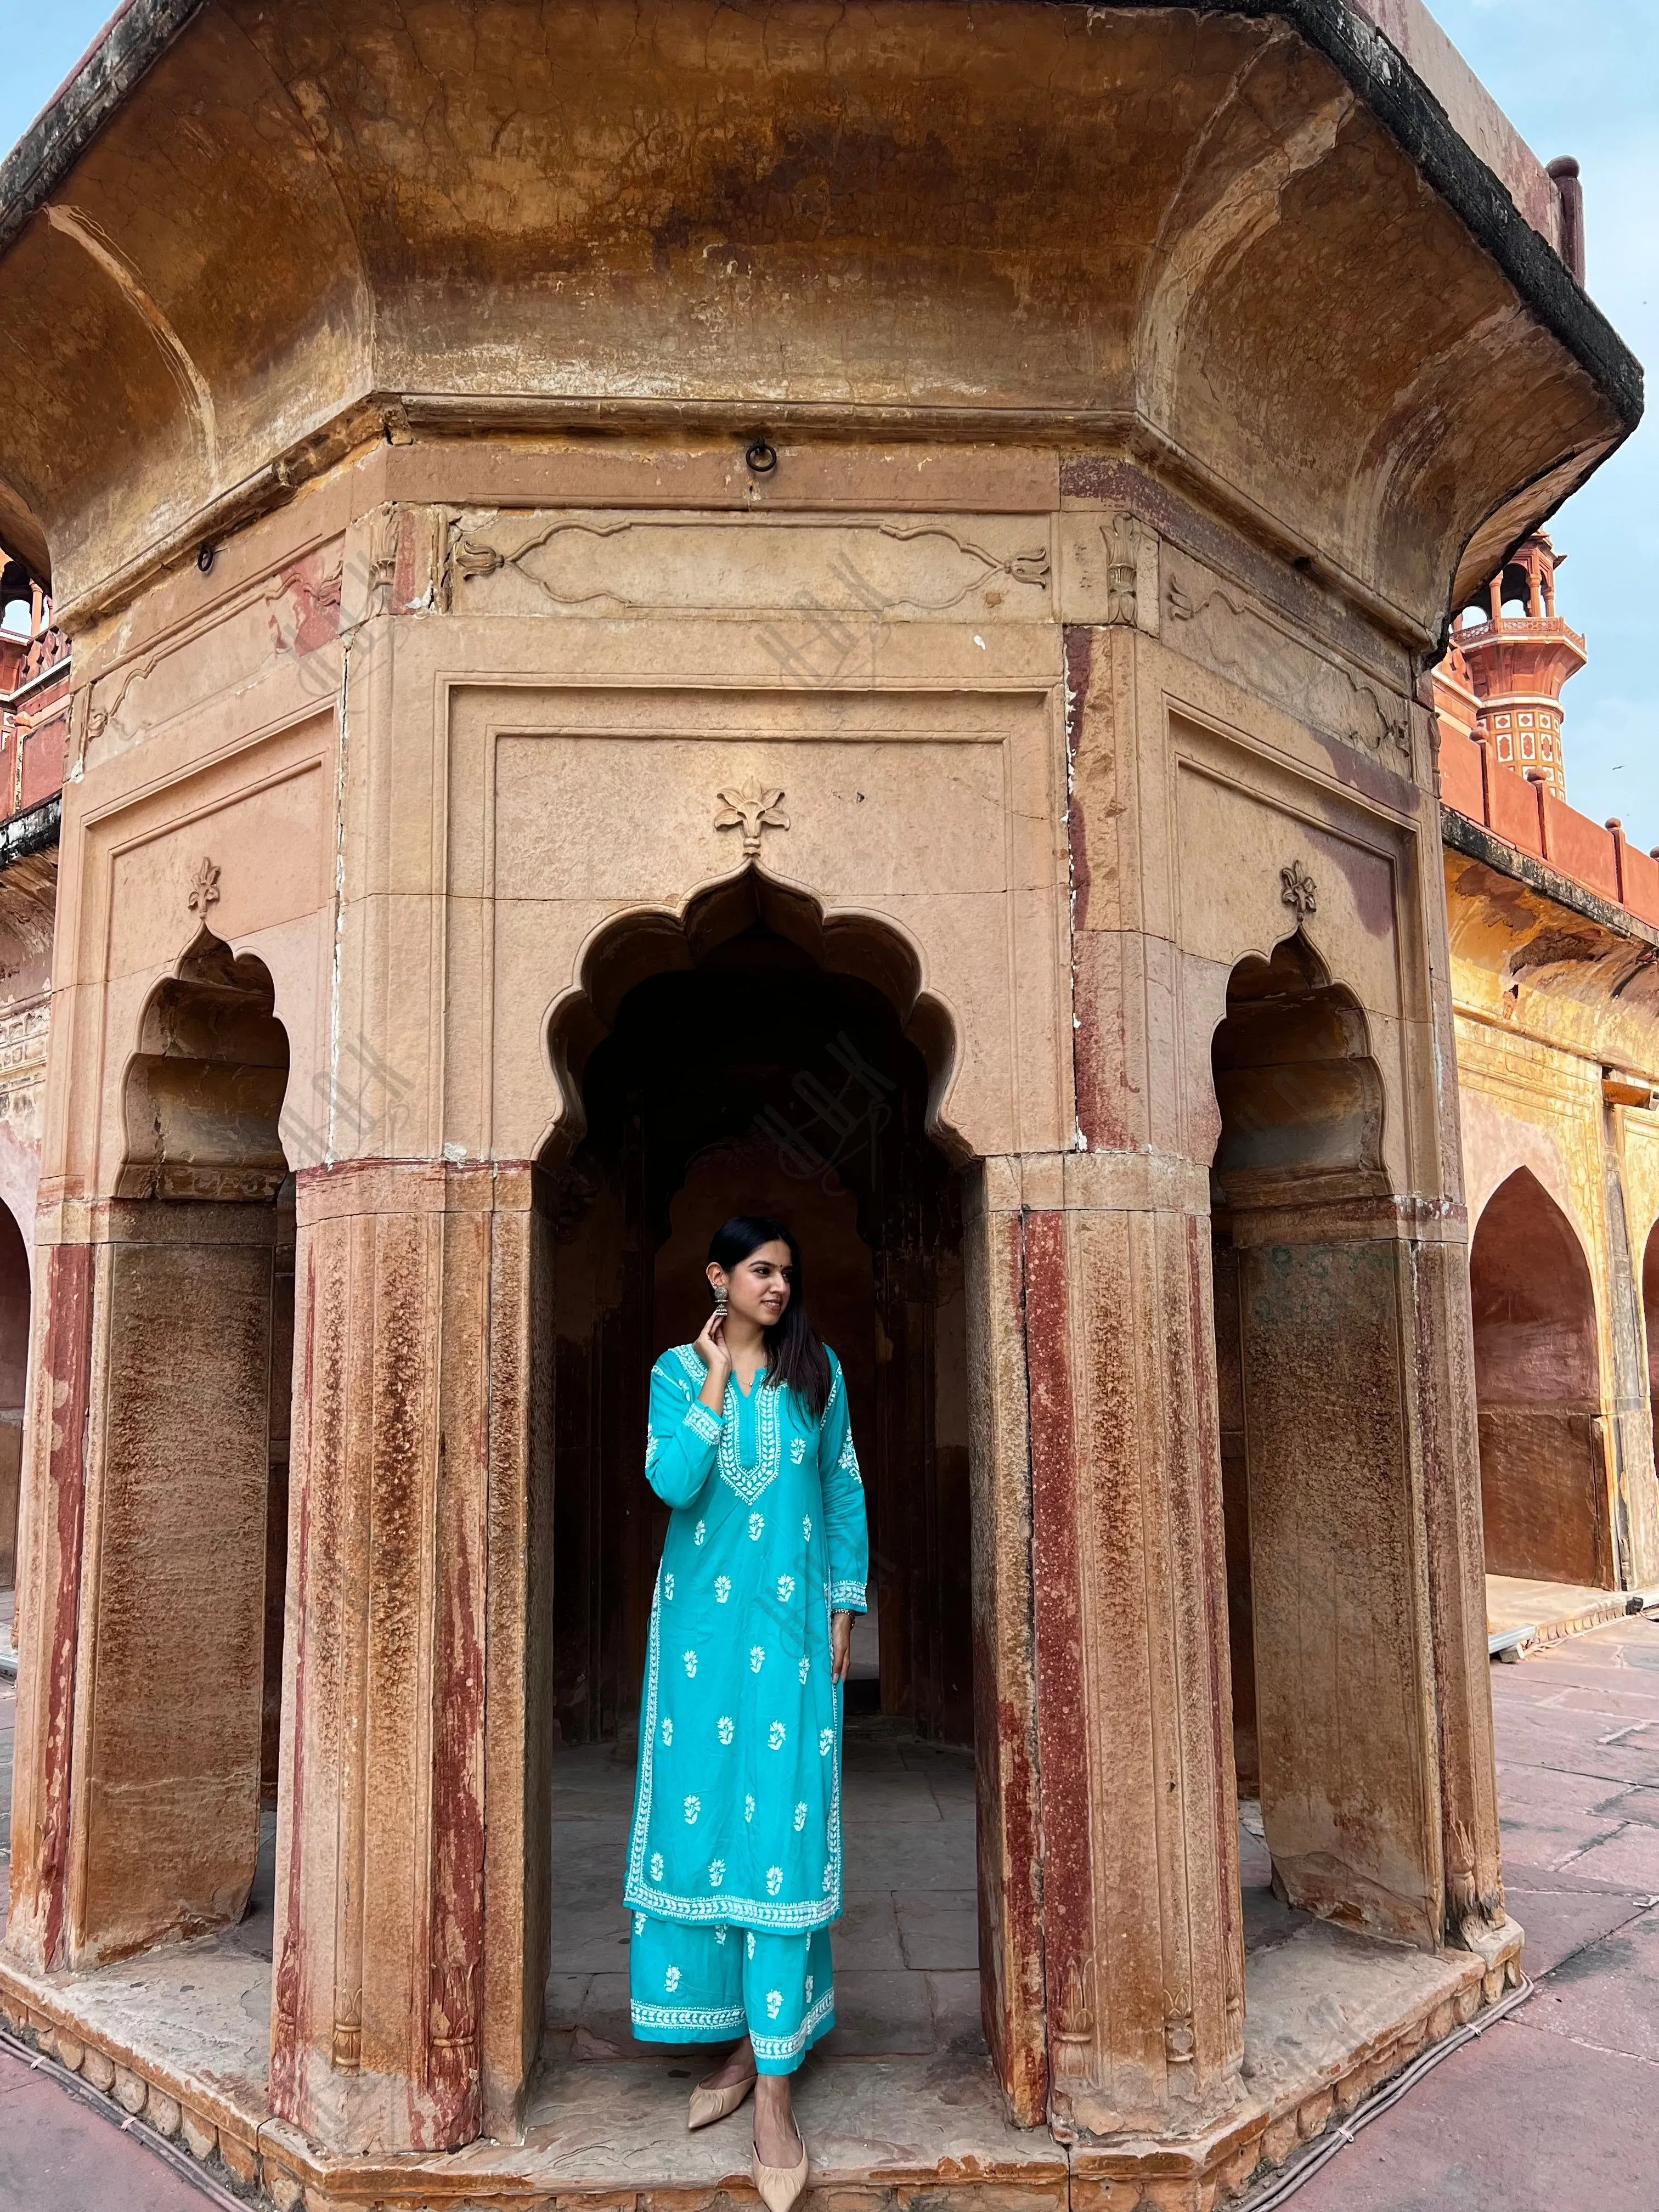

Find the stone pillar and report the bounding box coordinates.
[270,1160,538,2154]
[970,1153,1244,2137]
[1231,1198,1444,1945]
[71,1203,279,1965]
[4,1236,94,1972]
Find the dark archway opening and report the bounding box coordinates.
[1472,1168,1610,1588]
[71,933,294,1966]
[529,876,978,2080]
[1210,933,1439,1946]
[0,1200,30,1594]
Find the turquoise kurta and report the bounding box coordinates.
[624,1344,868,1936]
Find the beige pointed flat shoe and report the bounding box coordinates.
[751,2133,809,2212]
[687,2072,757,2131]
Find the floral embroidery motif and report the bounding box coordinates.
[794,1801,808,1831]
[766,1989,784,2019]
[661,1718,673,1747]
[803,1515,812,1542]
[718,1715,735,1745]
[683,1650,698,1678]
[720,1375,782,1504]
[664,1573,675,1600]
[635,1913,647,1935]
[710,1860,726,1888]
[748,1513,765,1542]
[767,1866,785,1895]
[685,1398,723,1446]
[744,1793,756,1822]
[747,1932,757,1959]
[750,1646,766,1673]
[777,1575,796,1602]
[798,1656,810,1684]
[791,1436,807,1464]
[684,1795,701,1824]
[665,1966,681,1993]
[651,1853,664,1881]
[694,1520,707,1547]
[769,1720,787,1750]
[715,1925,728,1942]
[715,1575,732,1603]
[819,1728,834,1756]
[805,1975,814,2003]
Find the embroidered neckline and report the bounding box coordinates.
[719,1376,781,1504]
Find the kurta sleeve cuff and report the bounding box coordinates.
[684,1400,722,1446]
[830,1581,867,1613]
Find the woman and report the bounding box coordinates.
[625,1215,868,2212]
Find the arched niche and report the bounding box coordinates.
[522,872,981,2084]
[1208,931,1440,1948]
[69,930,296,1967]
[1472,1167,1610,1588]
[543,871,966,1171]
[0,1197,30,1592]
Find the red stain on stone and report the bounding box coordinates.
[1065,626,1094,934]
[273,555,343,660]
[269,1248,316,2122]
[421,1395,488,2142]
[35,1243,94,1968]
[1021,1211,1096,2081]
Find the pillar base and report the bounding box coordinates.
[0,1918,1522,2211]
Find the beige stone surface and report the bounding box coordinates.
[0,0,1637,2186]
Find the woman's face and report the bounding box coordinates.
[712,1239,794,1330]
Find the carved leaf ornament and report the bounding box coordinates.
[715,786,789,861]
[1280,860,1318,919]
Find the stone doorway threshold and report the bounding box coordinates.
[0,1729,1522,2210]
[1486,1572,1640,1654]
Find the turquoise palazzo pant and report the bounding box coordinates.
[626,1344,868,2073]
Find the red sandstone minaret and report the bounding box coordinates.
[1436,532,1585,799]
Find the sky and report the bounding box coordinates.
[0,2,1653,835]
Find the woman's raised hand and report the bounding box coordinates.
[693,1305,732,1406]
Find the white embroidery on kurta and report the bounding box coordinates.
[715,1575,732,1602]
[798,1656,810,1683]
[685,1401,721,1446]
[664,1573,675,1600]
[766,1990,783,2019]
[661,1718,673,1746]
[794,1802,807,1831]
[748,1513,765,1541]
[635,1913,647,1934]
[750,1646,765,1673]
[684,1796,701,1824]
[633,1999,746,2035]
[651,1854,663,1881]
[802,1515,812,1541]
[665,1966,681,1992]
[720,1379,782,1503]
[751,1985,834,2064]
[805,1975,814,2002]
[791,1436,806,1464]
[767,1867,784,1895]
[718,1715,734,1744]
[769,1721,787,1749]
[746,1932,756,1959]
[684,1650,698,1677]
[819,1729,834,1756]
[744,1794,755,1821]
[710,1859,726,1887]
[694,1520,707,1546]
[777,1575,795,1601]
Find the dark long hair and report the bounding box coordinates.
[709,1214,832,1420]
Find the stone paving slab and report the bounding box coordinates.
[0,2044,213,2212]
